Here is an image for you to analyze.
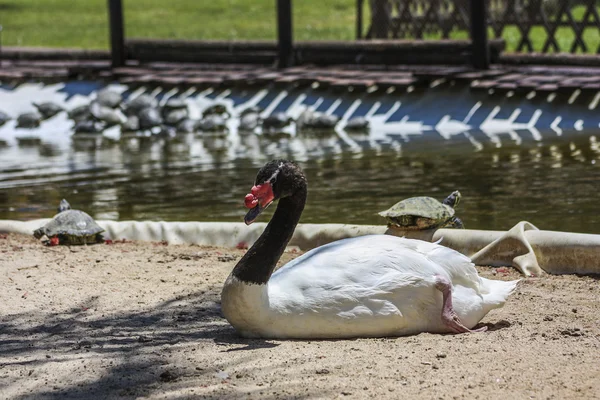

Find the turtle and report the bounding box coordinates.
[121,115,140,132]
[296,109,315,129]
[238,107,262,132]
[33,199,105,245]
[124,95,158,116]
[195,114,227,132]
[262,112,293,130]
[306,113,339,129]
[202,104,230,118]
[68,104,92,122]
[96,88,123,108]
[33,102,64,119]
[176,118,197,133]
[378,190,464,230]
[344,116,369,131]
[16,111,42,129]
[138,107,163,130]
[0,110,11,126]
[163,108,189,125]
[163,97,188,111]
[74,119,106,134]
[90,101,127,126]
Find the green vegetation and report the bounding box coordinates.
[1,0,110,49]
[0,0,598,53]
[0,0,359,49]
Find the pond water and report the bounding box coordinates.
[1,81,599,234]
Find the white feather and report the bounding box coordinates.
[222,234,519,339]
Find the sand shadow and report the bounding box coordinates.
[0,287,270,399]
[477,319,512,332]
[214,336,280,352]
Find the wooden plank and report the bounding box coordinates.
[470,80,496,90]
[496,73,526,82]
[494,82,519,91]
[375,78,417,89]
[520,75,566,83]
[181,76,223,86]
[329,79,376,90]
[0,71,25,79]
[274,75,302,84]
[220,74,250,86]
[581,83,600,92]
[112,67,151,76]
[155,76,185,86]
[534,84,559,92]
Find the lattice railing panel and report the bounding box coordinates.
[364,0,600,53]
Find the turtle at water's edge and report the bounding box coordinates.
[379,191,464,230]
[33,200,104,245]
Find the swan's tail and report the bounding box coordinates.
[480,277,520,313]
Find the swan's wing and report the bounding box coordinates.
[400,237,483,291]
[269,235,477,316]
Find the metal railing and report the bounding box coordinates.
[358,0,600,54]
[107,0,491,69]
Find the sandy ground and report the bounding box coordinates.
[1,233,599,400]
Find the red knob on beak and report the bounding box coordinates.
[245,193,258,209]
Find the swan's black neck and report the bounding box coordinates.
[232,185,307,285]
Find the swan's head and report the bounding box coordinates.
[243,160,305,225]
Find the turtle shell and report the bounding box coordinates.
[378,196,455,230]
[33,102,64,119]
[40,210,104,238]
[17,112,42,128]
[163,97,188,110]
[124,95,158,116]
[345,116,369,131]
[202,104,229,118]
[0,110,11,126]
[239,112,260,131]
[262,112,292,129]
[96,88,123,108]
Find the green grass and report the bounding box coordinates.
[0,0,361,49]
[0,0,598,53]
[1,0,110,48]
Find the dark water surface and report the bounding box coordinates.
[1,129,599,234]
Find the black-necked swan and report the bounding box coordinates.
[221,160,519,339]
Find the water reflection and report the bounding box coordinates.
[1,81,600,232]
[1,127,599,234]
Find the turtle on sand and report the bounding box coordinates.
[33,199,104,245]
[379,190,464,230]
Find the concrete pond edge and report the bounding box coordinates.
[2,219,600,276]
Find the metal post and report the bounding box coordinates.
[0,25,3,68]
[469,0,490,69]
[108,0,125,68]
[276,0,294,68]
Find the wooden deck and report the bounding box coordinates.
[2,54,600,96]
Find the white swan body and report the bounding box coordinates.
[221,160,519,339]
[222,234,518,339]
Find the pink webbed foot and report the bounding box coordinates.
[434,275,487,334]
